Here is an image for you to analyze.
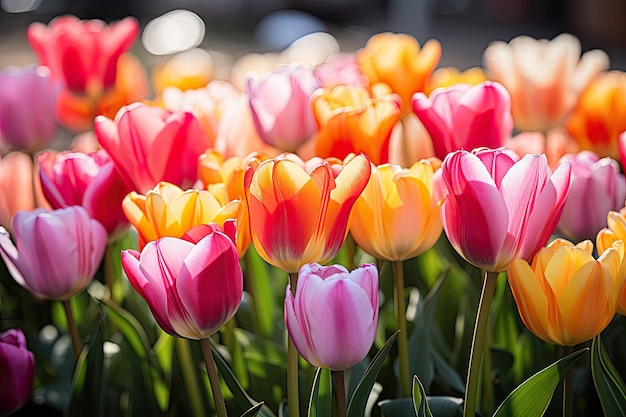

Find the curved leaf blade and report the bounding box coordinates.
[591,335,626,417]
[413,375,433,417]
[308,367,333,417]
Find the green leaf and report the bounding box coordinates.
[241,402,266,417]
[380,396,462,417]
[492,348,588,417]
[413,375,433,417]
[347,330,399,417]
[308,367,333,417]
[591,335,626,416]
[243,246,278,339]
[98,297,152,361]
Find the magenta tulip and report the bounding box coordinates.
[0,65,58,153]
[38,149,131,240]
[556,151,626,241]
[412,81,513,160]
[94,103,209,194]
[285,263,379,370]
[121,225,243,340]
[0,206,107,300]
[0,329,35,416]
[247,63,318,152]
[440,147,571,272]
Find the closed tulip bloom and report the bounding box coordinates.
[425,66,486,94]
[508,238,626,346]
[121,231,243,340]
[247,63,318,152]
[505,130,579,170]
[312,85,401,165]
[440,148,571,272]
[596,207,626,315]
[351,160,444,261]
[0,206,107,300]
[556,151,626,241]
[0,329,35,416]
[285,263,379,370]
[94,103,210,193]
[245,153,371,273]
[412,81,514,161]
[313,53,368,88]
[483,33,609,132]
[0,65,58,153]
[38,150,131,240]
[123,181,241,251]
[0,152,37,231]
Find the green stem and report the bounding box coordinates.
[345,233,356,271]
[104,243,116,298]
[243,251,262,335]
[288,272,301,417]
[393,260,410,397]
[335,370,347,417]
[482,322,495,415]
[463,271,498,417]
[176,338,206,417]
[62,299,81,360]
[562,345,574,417]
[200,338,228,417]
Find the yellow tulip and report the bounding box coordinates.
[425,66,486,94]
[350,160,444,261]
[507,238,626,346]
[596,208,626,315]
[123,181,241,250]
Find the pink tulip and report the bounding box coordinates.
[313,53,368,88]
[27,15,139,94]
[412,81,513,160]
[619,131,626,170]
[556,151,626,241]
[247,63,318,152]
[38,150,131,240]
[0,65,58,153]
[0,206,107,300]
[440,147,571,272]
[94,103,209,193]
[0,329,34,415]
[285,263,379,370]
[121,227,243,340]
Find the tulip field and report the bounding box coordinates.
[1,11,626,417]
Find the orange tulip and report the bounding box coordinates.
[245,153,371,273]
[0,152,36,230]
[596,207,626,315]
[122,181,241,251]
[312,85,401,165]
[152,49,214,95]
[350,160,444,261]
[357,32,441,116]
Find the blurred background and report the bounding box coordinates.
[0,0,625,72]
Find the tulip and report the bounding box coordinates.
[411,81,514,161]
[483,33,609,132]
[357,32,441,115]
[596,207,626,315]
[284,263,378,370]
[0,329,35,415]
[313,53,368,88]
[387,113,436,167]
[0,206,106,300]
[38,150,131,240]
[0,65,58,153]
[425,66,486,94]
[152,48,214,95]
[245,153,371,273]
[94,103,210,193]
[350,160,444,261]
[123,181,241,251]
[440,147,571,272]
[247,63,318,152]
[0,152,37,231]
[508,238,626,346]
[504,130,579,170]
[556,151,626,241]
[620,131,626,170]
[121,231,243,340]
[312,85,401,165]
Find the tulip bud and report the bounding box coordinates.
[0,329,35,415]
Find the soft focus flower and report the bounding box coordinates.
[313,53,368,88]
[0,206,106,300]
[247,63,318,152]
[94,103,210,193]
[152,48,214,95]
[440,147,571,272]
[245,153,371,273]
[565,70,626,160]
[121,231,243,340]
[505,130,579,170]
[285,263,378,370]
[123,181,241,250]
[483,33,609,132]
[412,81,514,160]
[426,66,486,94]
[508,238,626,346]
[556,151,626,241]
[351,160,444,261]
[312,84,401,165]
[357,32,441,115]
[0,65,58,153]
[387,113,435,167]
[596,207,626,315]
[0,329,35,416]
[0,152,36,231]
[38,150,131,240]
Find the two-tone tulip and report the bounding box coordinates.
[0,329,35,415]
[597,207,626,315]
